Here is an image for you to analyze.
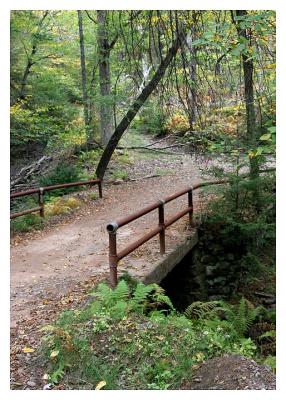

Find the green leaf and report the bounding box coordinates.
[259,133,271,141]
[253,147,263,156]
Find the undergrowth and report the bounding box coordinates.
[40,280,273,390]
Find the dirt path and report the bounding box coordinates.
[10,149,204,328]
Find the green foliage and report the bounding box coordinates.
[111,169,129,181]
[78,150,102,166]
[185,298,264,341]
[133,102,168,136]
[40,163,85,197]
[10,212,43,233]
[184,301,220,320]
[10,195,44,232]
[219,298,264,337]
[88,192,98,201]
[41,281,263,389]
[263,355,276,372]
[89,280,174,317]
[202,173,276,256]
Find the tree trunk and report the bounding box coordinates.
[19,45,37,101]
[188,12,198,131]
[96,31,185,180]
[97,10,114,146]
[233,10,258,178]
[77,10,90,141]
[16,11,49,103]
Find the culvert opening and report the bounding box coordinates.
[160,230,244,312]
[160,247,207,312]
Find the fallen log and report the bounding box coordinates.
[10,155,53,190]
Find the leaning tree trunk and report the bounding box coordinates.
[96,31,185,180]
[97,10,114,146]
[77,10,90,142]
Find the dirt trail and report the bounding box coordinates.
[11,151,203,328]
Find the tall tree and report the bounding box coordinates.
[97,10,114,146]
[14,11,49,104]
[77,10,90,142]
[232,10,258,178]
[96,30,185,180]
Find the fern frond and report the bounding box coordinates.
[112,280,130,303]
[90,283,112,304]
[153,293,174,310]
[184,301,220,320]
[132,282,154,304]
[110,300,129,320]
[219,298,263,336]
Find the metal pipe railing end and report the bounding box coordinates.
[106,222,119,233]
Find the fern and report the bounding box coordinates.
[132,283,153,303]
[218,298,263,336]
[90,283,113,304]
[129,282,174,313]
[130,283,154,312]
[259,330,276,340]
[147,284,174,310]
[90,281,129,308]
[184,301,220,320]
[112,280,130,303]
[110,300,129,319]
[90,281,173,317]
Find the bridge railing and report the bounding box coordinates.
[10,179,102,220]
[106,179,227,287]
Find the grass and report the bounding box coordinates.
[89,192,98,201]
[154,168,174,176]
[10,213,43,233]
[112,170,129,181]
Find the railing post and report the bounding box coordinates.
[98,180,103,198]
[109,231,118,288]
[158,200,166,254]
[39,187,45,218]
[188,188,193,226]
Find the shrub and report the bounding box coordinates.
[133,102,168,136]
[10,213,43,233]
[45,197,81,217]
[40,163,85,198]
[165,112,189,134]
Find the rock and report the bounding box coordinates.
[113,179,123,185]
[186,354,276,390]
[209,295,226,301]
[213,276,227,285]
[27,380,36,387]
[262,297,276,305]
[43,383,52,390]
[205,265,217,276]
[200,255,210,263]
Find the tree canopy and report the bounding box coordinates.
[10,10,276,177]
